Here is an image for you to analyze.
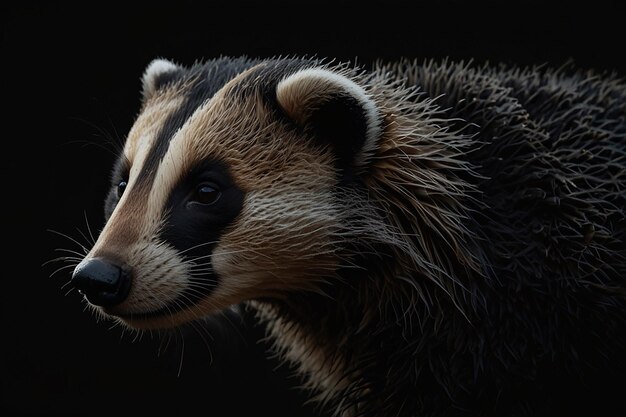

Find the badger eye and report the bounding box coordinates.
[191,183,221,205]
[117,181,128,198]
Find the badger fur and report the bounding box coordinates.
[70,56,626,416]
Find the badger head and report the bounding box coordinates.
[71,57,431,330]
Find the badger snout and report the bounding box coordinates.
[71,258,132,307]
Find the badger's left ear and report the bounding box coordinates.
[141,58,183,102]
[276,68,383,170]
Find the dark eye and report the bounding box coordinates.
[191,183,221,205]
[117,181,128,198]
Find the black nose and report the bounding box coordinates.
[71,258,132,306]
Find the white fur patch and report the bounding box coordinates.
[277,68,382,167]
[141,58,181,100]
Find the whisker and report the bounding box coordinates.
[61,279,75,291]
[177,240,219,256]
[188,321,214,366]
[108,320,122,331]
[188,273,215,280]
[158,332,173,357]
[47,229,90,253]
[64,286,77,297]
[42,255,82,267]
[182,247,272,266]
[188,266,215,273]
[54,247,88,257]
[75,227,94,250]
[219,309,248,346]
[179,284,217,295]
[188,262,214,269]
[101,110,125,155]
[131,329,144,343]
[176,327,185,377]
[65,116,124,158]
[49,263,79,278]
[84,210,97,246]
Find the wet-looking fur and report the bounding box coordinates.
[74,56,626,416]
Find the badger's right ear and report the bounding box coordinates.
[141,58,183,102]
[276,67,383,170]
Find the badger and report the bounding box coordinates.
[69,56,626,416]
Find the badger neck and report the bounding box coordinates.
[248,257,398,410]
[250,237,482,415]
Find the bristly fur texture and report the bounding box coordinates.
[251,59,626,416]
[73,56,626,417]
[247,58,626,416]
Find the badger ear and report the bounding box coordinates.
[276,68,382,170]
[141,58,182,102]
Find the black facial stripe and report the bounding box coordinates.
[134,58,260,192]
[154,159,244,309]
[104,156,131,220]
[160,159,244,254]
[151,69,182,93]
[134,82,209,190]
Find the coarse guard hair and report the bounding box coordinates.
[67,56,626,417]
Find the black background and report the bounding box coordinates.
[3,2,625,416]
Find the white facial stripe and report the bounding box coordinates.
[142,99,215,234]
[126,97,186,172]
[87,96,185,258]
